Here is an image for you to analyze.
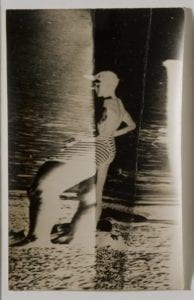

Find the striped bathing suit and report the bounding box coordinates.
[96,137,116,166]
[49,136,116,169]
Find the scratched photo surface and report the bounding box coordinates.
[8,9,184,290]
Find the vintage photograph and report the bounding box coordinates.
[7,8,185,290]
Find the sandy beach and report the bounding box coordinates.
[9,191,181,291]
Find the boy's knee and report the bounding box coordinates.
[79,185,96,209]
[28,161,63,196]
[80,198,96,210]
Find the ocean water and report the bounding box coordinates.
[8,10,94,191]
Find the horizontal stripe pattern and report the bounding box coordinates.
[48,137,116,168]
[96,137,116,166]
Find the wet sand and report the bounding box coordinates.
[9,191,180,291]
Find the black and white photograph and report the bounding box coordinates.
[7,8,185,290]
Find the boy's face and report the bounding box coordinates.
[94,78,116,98]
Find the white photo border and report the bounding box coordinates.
[1,0,194,299]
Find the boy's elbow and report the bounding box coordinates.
[131,121,136,131]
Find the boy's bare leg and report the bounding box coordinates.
[54,177,96,250]
[13,156,96,247]
[96,164,109,222]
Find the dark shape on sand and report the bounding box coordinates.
[9,230,36,247]
[9,229,25,241]
[97,219,113,232]
[101,208,147,223]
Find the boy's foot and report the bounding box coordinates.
[10,234,55,248]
